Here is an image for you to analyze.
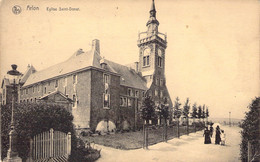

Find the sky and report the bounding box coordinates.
[0,0,259,119]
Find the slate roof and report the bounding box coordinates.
[105,60,148,90]
[23,48,148,91]
[39,90,73,102]
[20,65,37,84]
[23,50,97,87]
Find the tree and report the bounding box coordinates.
[173,97,182,138]
[141,95,156,149]
[141,95,156,124]
[202,104,206,123]
[1,103,75,161]
[191,103,197,123]
[158,98,170,142]
[240,97,260,162]
[206,106,209,123]
[197,105,202,122]
[183,98,190,134]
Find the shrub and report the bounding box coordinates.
[240,97,260,162]
[1,103,76,161]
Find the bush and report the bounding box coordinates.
[68,138,101,162]
[240,97,260,162]
[1,103,76,161]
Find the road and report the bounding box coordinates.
[95,125,241,162]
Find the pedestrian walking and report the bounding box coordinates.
[209,124,214,137]
[215,125,221,144]
[203,127,211,144]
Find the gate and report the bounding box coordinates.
[27,128,71,162]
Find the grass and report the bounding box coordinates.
[81,125,203,150]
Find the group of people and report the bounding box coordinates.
[203,124,226,145]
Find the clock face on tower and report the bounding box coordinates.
[143,47,151,56]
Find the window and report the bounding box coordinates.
[30,98,33,102]
[55,80,58,88]
[143,56,150,66]
[160,79,163,86]
[142,91,145,97]
[120,97,127,107]
[44,87,47,94]
[158,48,163,67]
[73,74,77,84]
[33,86,35,93]
[21,89,23,95]
[156,78,159,85]
[34,98,37,102]
[143,48,151,67]
[48,82,50,86]
[158,56,162,67]
[37,84,40,92]
[64,86,67,95]
[103,74,110,84]
[160,91,163,98]
[128,88,133,96]
[103,93,110,108]
[135,90,139,97]
[26,88,28,94]
[64,77,67,86]
[128,98,132,107]
[155,90,158,96]
[73,94,77,108]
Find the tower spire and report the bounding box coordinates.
[146,0,159,27]
[150,0,156,17]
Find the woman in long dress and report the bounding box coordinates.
[215,126,221,144]
[203,127,211,144]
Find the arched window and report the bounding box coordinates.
[143,48,151,66]
[158,48,163,67]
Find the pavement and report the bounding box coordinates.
[95,125,241,162]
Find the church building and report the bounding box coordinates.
[8,0,172,132]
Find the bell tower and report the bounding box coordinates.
[137,0,167,84]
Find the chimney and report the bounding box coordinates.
[92,39,100,54]
[135,62,139,72]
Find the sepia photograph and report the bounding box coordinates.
[0,0,259,161]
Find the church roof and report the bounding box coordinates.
[20,65,37,84]
[105,60,148,90]
[23,49,99,87]
[23,46,148,91]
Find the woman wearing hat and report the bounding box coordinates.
[203,127,211,144]
[215,125,221,144]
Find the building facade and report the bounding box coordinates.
[2,0,172,132]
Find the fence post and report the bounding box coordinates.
[67,132,71,155]
[146,126,148,149]
[143,124,145,149]
[50,128,54,158]
[248,141,252,162]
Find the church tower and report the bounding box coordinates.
[137,0,169,105]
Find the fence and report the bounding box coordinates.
[27,128,71,162]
